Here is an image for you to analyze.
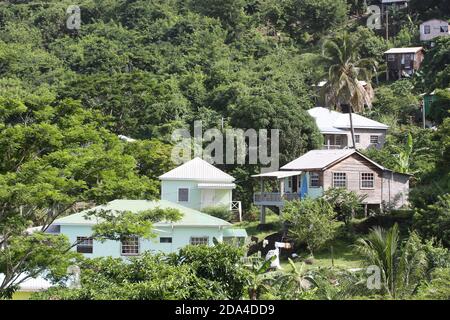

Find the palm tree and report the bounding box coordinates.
[273,259,317,299]
[321,33,376,149]
[354,224,428,299]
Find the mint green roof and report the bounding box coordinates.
[54,200,232,227]
[222,228,248,238]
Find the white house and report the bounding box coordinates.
[420,19,450,42]
[159,157,241,217]
[307,107,389,150]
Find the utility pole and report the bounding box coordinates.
[385,9,389,41]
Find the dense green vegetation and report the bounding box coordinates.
[0,0,449,300]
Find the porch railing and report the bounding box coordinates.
[322,144,344,150]
[230,201,242,222]
[253,192,300,204]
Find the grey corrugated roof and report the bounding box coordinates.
[384,47,423,54]
[308,107,389,131]
[159,157,235,182]
[281,149,355,170]
[281,149,391,171]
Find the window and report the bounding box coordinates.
[76,237,93,254]
[288,178,292,188]
[424,25,431,34]
[370,135,379,144]
[190,236,209,246]
[355,135,360,143]
[310,172,320,188]
[335,135,342,146]
[178,188,189,202]
[361,173,375,189]
[121,236,140,256]
[387,54,395,61]
[440,25,448,33]
[333,172,347,188]
[160,237,172,243]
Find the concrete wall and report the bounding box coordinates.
[161,180,232,211]
[353,128,387,150]
[60,224,225,258]
[420,20,450,41]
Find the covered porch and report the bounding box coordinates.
[252,170,303,223]
[322,132,348,150]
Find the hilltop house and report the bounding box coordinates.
[253,149,410,223]
[384,47,424,80]
[307,107,389,150]
[50,199,247,258]
[159,157,241,218]
[381,0,409,13]
[420,19,449,42]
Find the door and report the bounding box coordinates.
[201,189,216,208]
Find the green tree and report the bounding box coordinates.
[168,242,248,299]
[413,194,450,247]
[323,188,366,224]
[282,199,339,255]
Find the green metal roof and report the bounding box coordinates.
[222,228,248,238]
[54,200,232,227]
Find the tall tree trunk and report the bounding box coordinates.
[349,106,356,149]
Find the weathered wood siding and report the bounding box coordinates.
[321,154,410,208]
[382,172,410,208]
[323,154,383,204]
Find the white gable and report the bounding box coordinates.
[308,107,388,132]
[159,157,235,182]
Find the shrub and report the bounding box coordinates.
[201,205,233,222]
[323,188,366,224]
[413,194,450,247]
[282,198,339,255]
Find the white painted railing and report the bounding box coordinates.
[230,201,242,222]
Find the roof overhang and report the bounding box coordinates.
[197,183,236,189]
[252,170,302,179]
[223,228,248,238]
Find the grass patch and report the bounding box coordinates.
[233,212,281,241]
[12,291,33,300]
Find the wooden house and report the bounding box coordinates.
[384,47,424,80]
[253,149,410,223]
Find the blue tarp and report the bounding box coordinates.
[300,174,308,199]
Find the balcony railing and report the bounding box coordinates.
[253,192,300,205]
[322,144,344,150]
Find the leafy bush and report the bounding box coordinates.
[282,198,339,255]
[32,253,226,300]
[243,204,259,222]
[413,194,450,247]
[201,205,233,222]
[416,268,450,300]
[323,188,366,224]
[168,242,248,299]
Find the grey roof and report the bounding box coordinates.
[308,107,388,132]
[281,149,388,171]
[384,47,423,54]
[159,157,235,182]
[252,171,302,179]
[53,199,232,227]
